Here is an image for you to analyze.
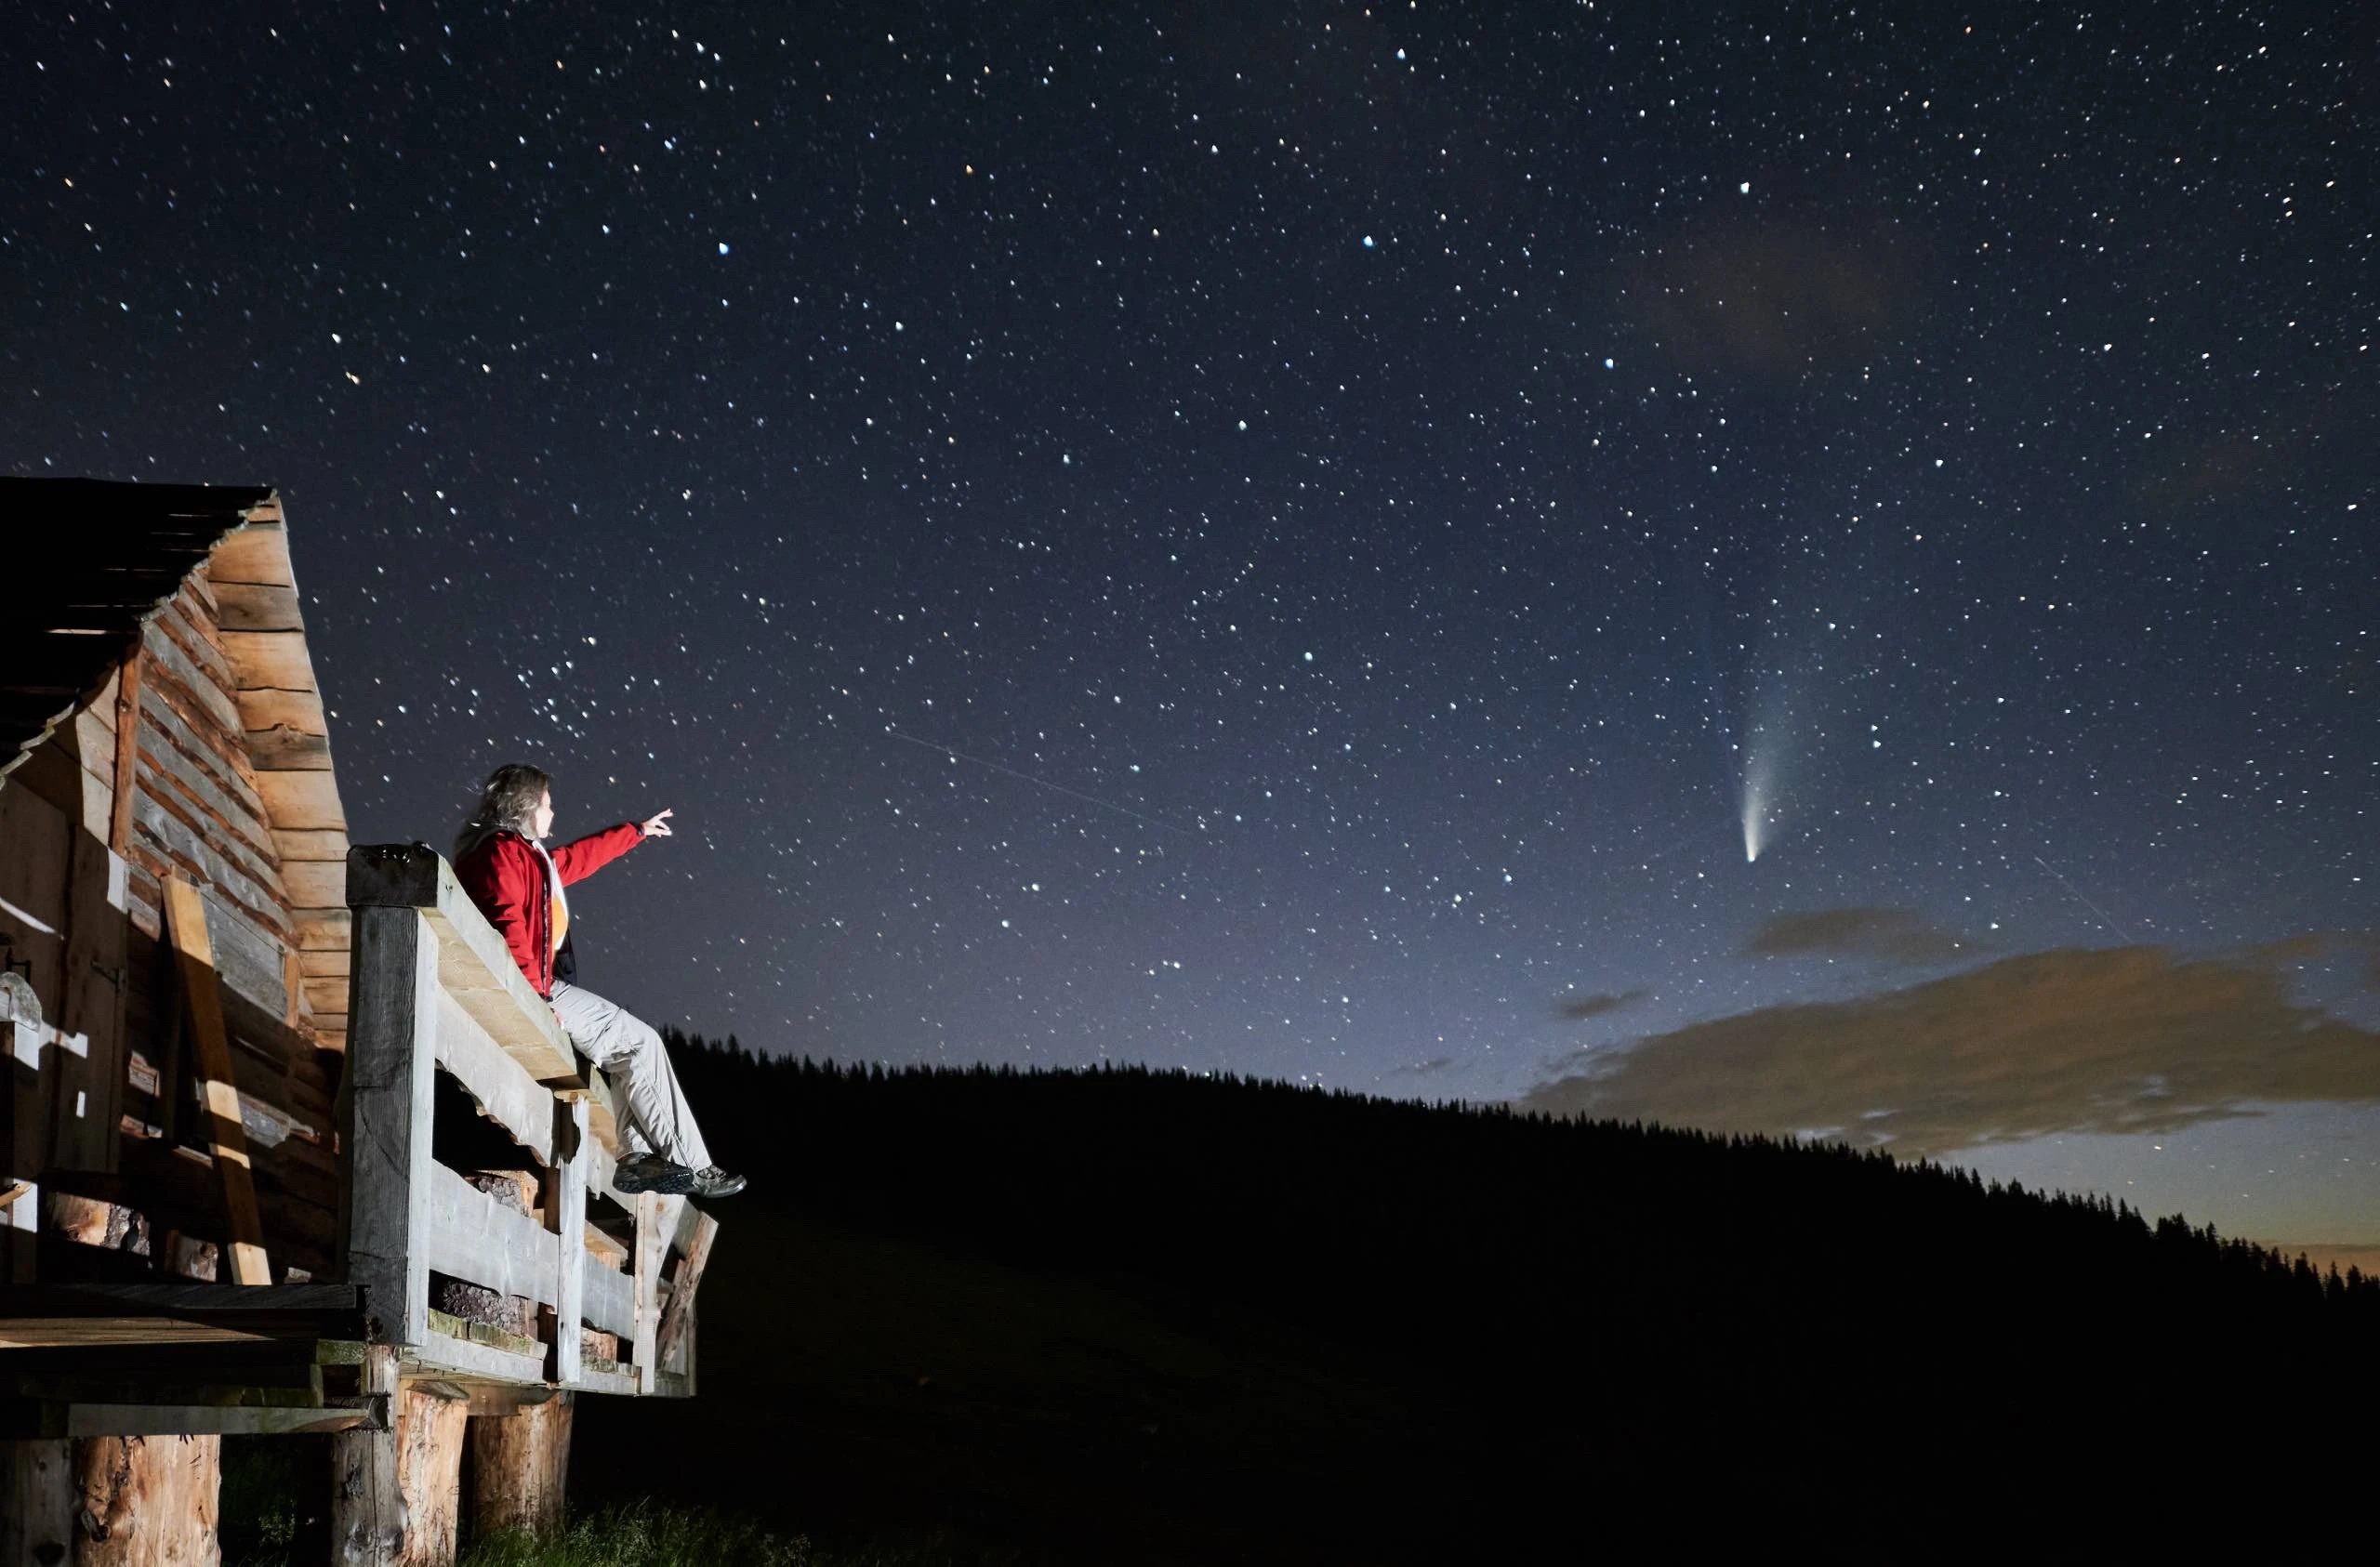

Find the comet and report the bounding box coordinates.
[1739,724,1779,863]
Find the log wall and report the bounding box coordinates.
[1,499,355,1290]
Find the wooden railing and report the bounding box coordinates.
[338,845,714,1397]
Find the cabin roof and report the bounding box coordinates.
[0,477,277,783]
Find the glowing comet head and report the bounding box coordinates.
[1741,790,1765,863]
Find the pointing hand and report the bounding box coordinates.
[641,809,675,838]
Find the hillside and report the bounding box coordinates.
[571,1041,2375,1557]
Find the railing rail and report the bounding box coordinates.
[337,844,712,1395]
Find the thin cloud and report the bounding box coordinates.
[1555,989,1647,1022]
[1521,946,2380,1158]
[1746,906,1978,967]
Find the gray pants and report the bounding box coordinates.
[549,981,712,1170]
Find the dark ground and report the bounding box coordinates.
[568,1050,2377,1560]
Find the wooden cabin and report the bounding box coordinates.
[0,479,718,1565]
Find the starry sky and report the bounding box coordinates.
[7,2,2374,1250]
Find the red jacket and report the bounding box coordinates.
[456,823,645,999]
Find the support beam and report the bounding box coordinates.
[654,1208,716,1379]
[394,1382,468,1567]
[159,876,270,1285]
[339,906,440,1348]
[548,1096,588,1388]
[630,1194,665,1395]
[72,1433,222,1567]
[1,1439,75,1567]
[107,651,140,855]
[468,1391,574,1541]
[329,1344,403,1565]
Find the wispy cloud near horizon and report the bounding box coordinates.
[1520,943,2380,1159]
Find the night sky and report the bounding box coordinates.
[7,3,2373,1251]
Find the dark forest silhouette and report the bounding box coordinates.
[573,1033,2374,1558]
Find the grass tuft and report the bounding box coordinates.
[461,1503,818,1567]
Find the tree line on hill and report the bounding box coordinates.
[654,1032,2374,1520]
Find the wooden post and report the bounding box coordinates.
[159,876,271,1285]
[50,832,127,1175]
[107,648,141,856]
[71,1434,222,1567]
[467,1393,574,1541]
[340,897,441,1349]
[1,1439,77,1567]
[329,1343,403,1565]
[394,1383,469,1567]
[546,1096,588,1388]
[654,1207,717,1378]
[630,1193,666,1394]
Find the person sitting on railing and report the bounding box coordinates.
[454,762,746,1200]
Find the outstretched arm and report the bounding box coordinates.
[549,815,668,885]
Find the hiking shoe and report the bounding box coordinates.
[613,1153,696,1195]
[689,1165,747,1200]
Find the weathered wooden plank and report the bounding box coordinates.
[109,652,141,851]
[284,858,348,909]
[158,590,234,682]
[403,1323,545,1387]
[303,976,349,1016]
[630,1193,665,1394]
[129,793,285,938]
[258,770,346,835]
[139,679,271,830]
[339,908,440,1349]
[579,1257,633,1341]
[66,1404,377,1437]
[433,992,551,1163]
[50,831,128,1173]
[220,629,320,694]
[210,580,304,632]
[424,1164,559,1309]
[203,883,289,1022]
[139,614,242,736]
[273,828,348,863]
[654,1208,716,1376]
[295,907,349,951]
[205,523,295,588]
[234,686,326,737]
[547,1096,588,1386]
[300,948,350,979]
[160,876,272,1286]
[246,724,334,770]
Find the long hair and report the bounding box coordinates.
[455,762,552,863]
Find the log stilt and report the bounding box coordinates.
[71,1434,221,1567]
[466,1392,574,1541]
[1,1439,76,1567]
[392,1385,469,1567]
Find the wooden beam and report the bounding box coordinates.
[549,1097,588,1388]
[630,1193,665,1394]
[423,1165,558,1309]
[433,992,551,1162]
[63,1404,376,1437]
[653,1207,716,1377]
[339,906,440,1349]
[159,876,271,1286]
[329,1343,403,1563]
[107,649,140,852]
